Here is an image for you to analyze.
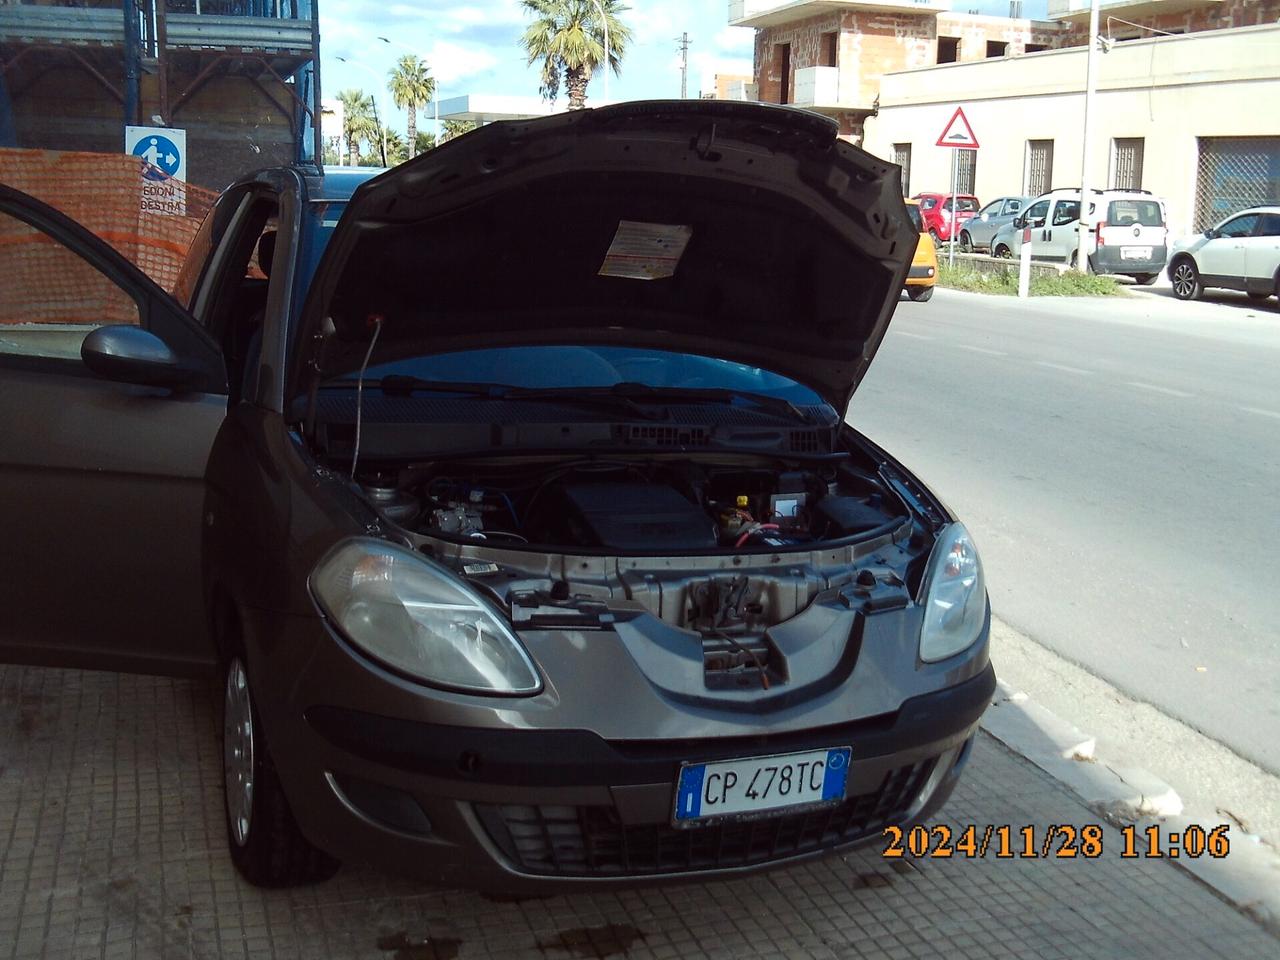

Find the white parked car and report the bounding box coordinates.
[1168,206,1280,302]
[990,189,1168,284]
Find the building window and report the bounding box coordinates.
[893,143,912,196]
[937,37,960,64]
[1025,139,1054,196]
[1112,138,1145,190]
[1025,43,1048,53]
[821,31,838,68]
[986,40,1007,58]
[955,149,977,194]
[776,43,791,104]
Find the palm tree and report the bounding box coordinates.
[520,0,631,110]
[336,88,376,166]
[383,130,408,167]
[387,55,435,159]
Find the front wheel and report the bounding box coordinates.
[907,285,935,302]
[929,229,942,248]
[1247,290,1270,301]
[1170,259,1203,301]
[223,653,340,887]
[994,244,1012,259]
[959,231,973,253]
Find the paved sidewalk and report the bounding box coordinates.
[1,665,1276,960]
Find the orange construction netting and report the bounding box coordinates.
[0,148,218,327]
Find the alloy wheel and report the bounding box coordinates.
[224,657,256,847]
[1171,263,1198,299]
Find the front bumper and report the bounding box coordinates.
[248,599,994,890]
[906,264,937,286]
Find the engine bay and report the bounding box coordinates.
[355,456,907,554]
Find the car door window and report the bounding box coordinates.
[1257,214,1280,237]
[1024,199,1049,225]
[1052,201,1080,226]
[979,200,1003,217]
[0,208,140,362]
[1218,214,1259,238]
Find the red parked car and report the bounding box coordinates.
[913,193,980,244]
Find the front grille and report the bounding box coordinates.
[475,759,934,877]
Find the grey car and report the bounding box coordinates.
[0,100,993,892]
[959,195,1030,253]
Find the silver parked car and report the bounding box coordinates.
[958,195,1030,253]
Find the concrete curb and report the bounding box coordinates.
[979,679,1280,935]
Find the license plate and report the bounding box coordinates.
[1121,246,1152,260]
[672,746,851,826]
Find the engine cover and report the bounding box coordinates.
[548,482,718,552]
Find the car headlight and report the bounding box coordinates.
[310,539,541,695]
[918,523,987,663]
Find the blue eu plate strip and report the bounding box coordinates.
[676,764,705,820]
[823,747,851,801]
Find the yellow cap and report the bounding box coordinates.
[736,495,749,508]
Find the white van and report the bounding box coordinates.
[991,189,1168,284]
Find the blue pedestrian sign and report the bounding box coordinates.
[124,125,188,215]
[124,125,187,183]
[133,134,181,180]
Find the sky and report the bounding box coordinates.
[319,1,1049,135]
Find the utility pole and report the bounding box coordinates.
[676,32,690,98]
[1076,0,1100,273]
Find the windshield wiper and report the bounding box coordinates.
[598,383,825,425]
[318,377,822,424]
[320,376,668,420]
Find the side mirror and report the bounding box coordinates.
[979,213,989,222]
[81,325,194,388]
[1203,228,1217,239]
[1012,216,1025,229]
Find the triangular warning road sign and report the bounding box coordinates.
[936,107,979,149]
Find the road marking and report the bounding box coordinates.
[1126,381,1194,398]
[895,331,935,341]
[1034,360,1091,375]
[1239,405,1280,421]
[958,344,1007,357]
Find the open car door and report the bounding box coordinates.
[0,184,227,675]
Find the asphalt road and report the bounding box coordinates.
[849,287,1280,773]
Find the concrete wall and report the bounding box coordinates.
[862,23,1280,238]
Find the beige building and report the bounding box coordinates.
[730,1,1280,235]
[863,20,1280,235]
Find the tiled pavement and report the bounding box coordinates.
[1,666,1276,960]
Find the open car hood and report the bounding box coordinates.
[298,100,915,412]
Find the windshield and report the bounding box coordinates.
[355,346,827,406]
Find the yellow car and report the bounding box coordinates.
[904,198,937,302]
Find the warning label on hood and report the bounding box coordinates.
[598,220,693,280]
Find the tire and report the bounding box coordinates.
[958,231,973,253]
[929,229,942,248]
[907,285,935,302]
[223,650,340,887]
[994,244,1012,259]
[1170,259,1203,301]
[1246,291,1269,301]
[1132,274,1158,286]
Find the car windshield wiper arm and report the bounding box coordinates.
[600,383,822,425]
[320,376,668,420]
